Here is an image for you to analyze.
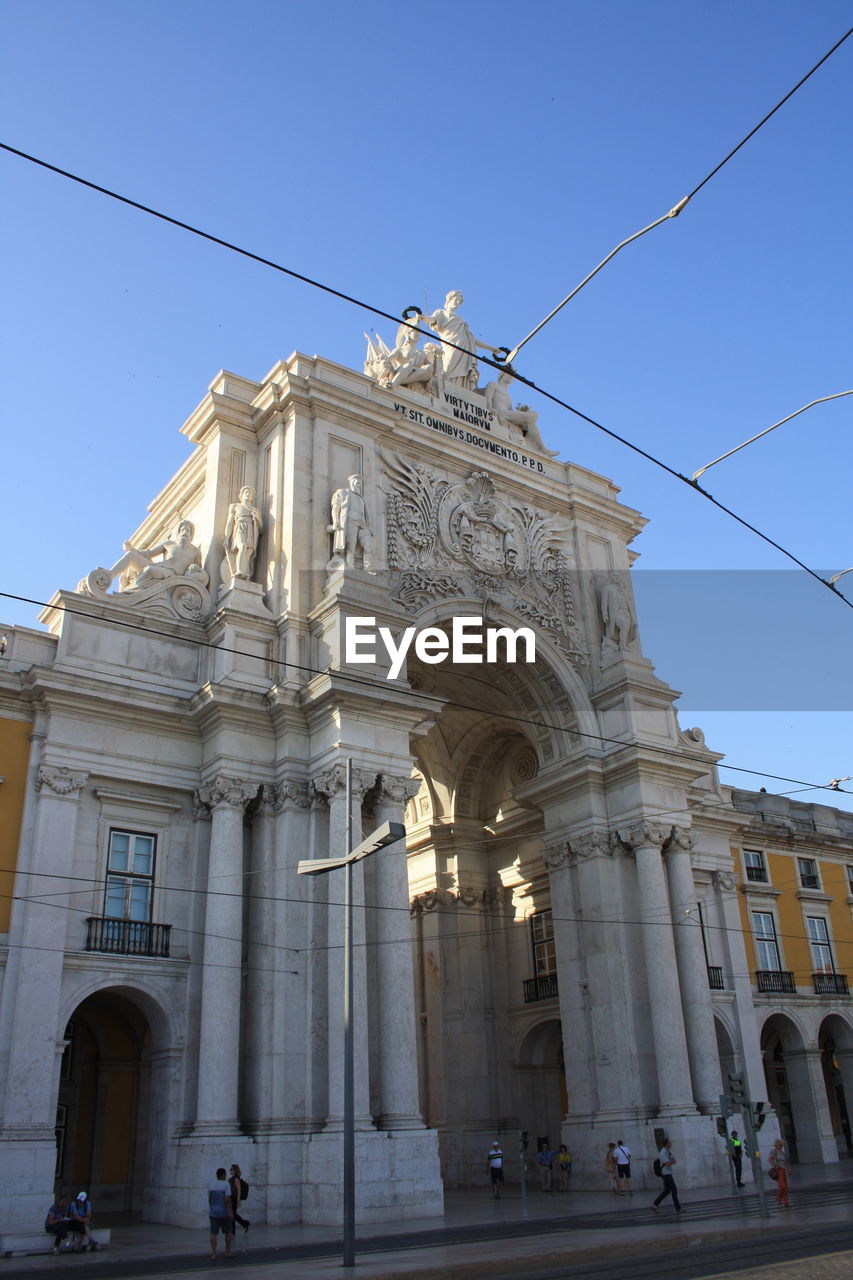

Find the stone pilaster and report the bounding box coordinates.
[664,826,723,1111]
[2,766,89,1134]
[616,821,696,1116]
[193,774,257,1133]
[372,773,423,1129]
[312,764,377,1126]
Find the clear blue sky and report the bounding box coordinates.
[1,1,851,808]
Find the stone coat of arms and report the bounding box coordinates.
[382,453,586,665]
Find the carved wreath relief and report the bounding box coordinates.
[382,452,586,665]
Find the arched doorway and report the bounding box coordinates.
[403,626,590,1188]
[516,1019,566,1160]
[56,989,155,1212]
[819,1015,853,1156]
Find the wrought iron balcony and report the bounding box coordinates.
[813,972,849,996]
[86,916,171,958]
[523,973,559,1003]
[707,965,725,990]
[755,969,795,994]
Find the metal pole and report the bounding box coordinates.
[343,758,355,1267]
[518,1131,528,1219]
[718,1098,739,1195]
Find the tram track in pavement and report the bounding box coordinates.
[11,1181,853,1280]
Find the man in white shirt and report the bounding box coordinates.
[613,1140,632,1193]
[651,1139,682,1213]
[486,1141,504,1199]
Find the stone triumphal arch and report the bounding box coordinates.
[1,295,771,1227]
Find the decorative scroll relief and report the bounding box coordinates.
[77,520,212,621]
[410,887,507,915]
[382,453,587,666]
[36,765,88,796]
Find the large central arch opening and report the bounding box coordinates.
[401,626,593,1186]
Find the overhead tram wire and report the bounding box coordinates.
[505,24,853,364]
[4,18,853,609]
[1,584,850,801]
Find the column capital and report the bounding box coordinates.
[312,764,377,803]
[195,775,258,814]
[615,821,671,853]
[542,840,571,871]
[36,765,88,797]
[570,829,613,860]
[377,773,421,805]
[665,824,695,855]
[257,780,311,814]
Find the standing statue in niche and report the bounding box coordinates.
[415,291,502,390]
[107,519,208,591]
[223,485,263,581]
[599,576,635,662]
[327,474,375,571]
[484,372,559,456]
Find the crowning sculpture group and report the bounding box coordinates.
[74,291,634,660]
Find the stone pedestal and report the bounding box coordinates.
[302,1128,442,1224]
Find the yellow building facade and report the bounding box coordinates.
[730,789,853,1160]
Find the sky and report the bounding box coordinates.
[1,0,851,809]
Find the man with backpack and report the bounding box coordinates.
[651,1138,682,1213]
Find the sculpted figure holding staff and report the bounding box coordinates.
[416,291,502,390]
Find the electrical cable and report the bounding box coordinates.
[505,26,853,362]
[1,131,852,608]
[1,585,849,798]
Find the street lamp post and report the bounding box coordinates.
[297,759,405,1269]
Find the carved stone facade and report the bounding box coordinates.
[6,315,837,1239]
[383,454,586,663]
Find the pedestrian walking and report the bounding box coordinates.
[613,1139,632,1193]
[229,1163,251,1233]
[557,1144,572,1191]
[208,1166,234,1260]
[604,1142,620,1193]
[768,1138,791,1207]
[729,1130,745,1186]
[651,1138,682,1213]
[486,1141,504,1199]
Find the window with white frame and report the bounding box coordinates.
[105,829,156,921]
[752,911,781,971]
[531,910,556,977]
[743,849,768,883]
[806,916,834,974]
[797,857,820,890]
[846,865,853,895]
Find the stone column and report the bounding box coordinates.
[0,766,88,1230]
[543,841,596,1116]
[193,774,257,1133]
[618,822,695,1116]
[665,826,724,1111]
[784,1047,839,1162]
[313,764,375,1127]
[372,774,424,1129]
[267,780,312,1129]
